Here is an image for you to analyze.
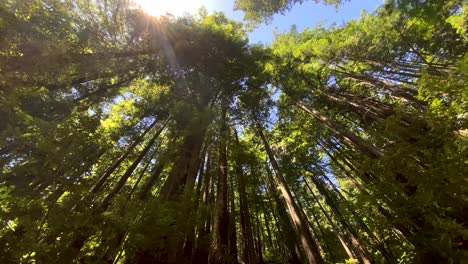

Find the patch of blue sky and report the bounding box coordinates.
[206,0,381,44]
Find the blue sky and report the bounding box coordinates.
[207,0,382,44]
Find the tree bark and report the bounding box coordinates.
[228,170,239,263]
[159,117,207,200]
[262,167,303,263]
[255,117,323,264]
[209,104,230,264]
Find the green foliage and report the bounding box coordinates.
[0,0,467,263]
[234,0,346,25]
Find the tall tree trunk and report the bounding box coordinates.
[138,160,165,200]
[229,170,239,263]
[234,131,258,264]
[183,149,208,259]
[127,146,159,200]
[261,200,274,251]
[193,151,213,263]
[306,175,379,264]
[262,168,302,263]
[159,115,208,200]
[252,194,264,264]
[60,124,166,262]
[255,117,323,264]
[303,179,364,263]
[299,188,335,259]
[209,104,230,264]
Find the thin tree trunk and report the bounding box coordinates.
[58,124,166,262]
[303,179,362,263]
[101,123,166,209]
[299,188,335,259]
[295,100,382,158]
[193,151,213,263]
[253,199,264,264]
[90,119,158,195]
[306,175,377,264]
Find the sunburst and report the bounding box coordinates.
[132,0,203,17]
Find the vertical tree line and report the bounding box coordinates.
[0,0,466,263]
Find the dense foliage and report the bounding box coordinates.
[0,0,467,263]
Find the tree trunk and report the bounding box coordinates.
[229,170,239,263]
[234,131,258,264]
[303,179,365,263]
[295,100,382,158]
[306,175,378,264]
[209,104,230,264]
[262,167,303,263]
[183,149,208,259]
[193,151,213,263]
[101,123,166,209]
[159,116,207,200]
[90,119,158,195]
[255,118,323,264]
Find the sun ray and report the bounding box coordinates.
[132,0,202,17]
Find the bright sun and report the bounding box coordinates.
[133,0,202,17]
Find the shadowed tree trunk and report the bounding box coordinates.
[228,169,239,263]
[209,104,230,264]
[159,116,208,200]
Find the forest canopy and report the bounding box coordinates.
[0,0,467,263]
